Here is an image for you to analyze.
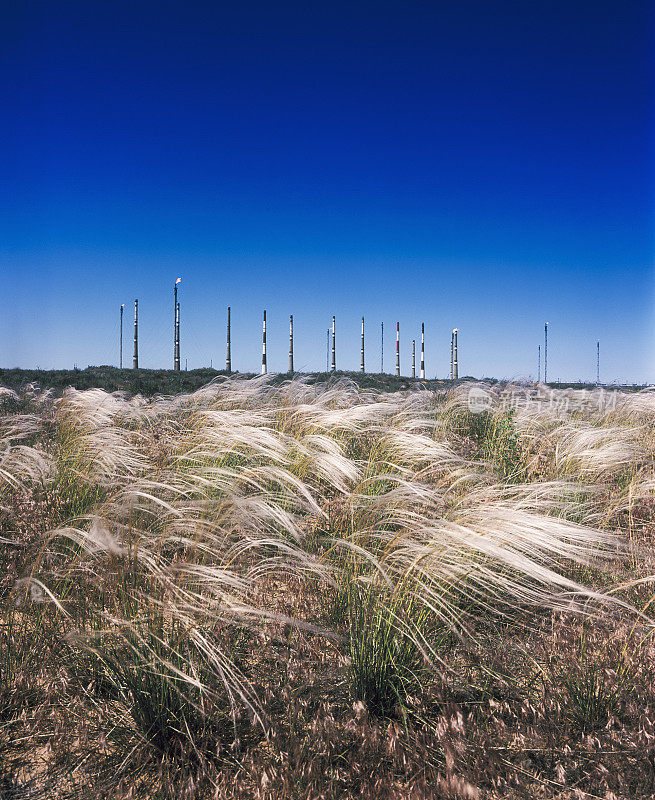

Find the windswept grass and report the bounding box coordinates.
[1,376,655,798]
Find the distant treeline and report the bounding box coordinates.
[0,366,645,397]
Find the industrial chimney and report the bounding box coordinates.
[226,307,231,374]
[262,311,267,374]
[331,316,336,372]
[395,322,400,376]
[420,323,425,379]
[133,299,139,370]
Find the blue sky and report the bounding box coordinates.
[1,1,653,381]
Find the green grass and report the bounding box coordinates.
[347,580,433,716]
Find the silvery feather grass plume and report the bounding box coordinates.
[0,386,19,402]
[442,381,649,479]
[0,408,54,494]
[16,377,633,725]
[595,386,655,425]
[55,388,149,486]
[513,411,644,481]
[0,442,52,492]
[340,475,619,638]
[550,421,644,479]
[375,427,466,480]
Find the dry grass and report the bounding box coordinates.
[1,377,655,798]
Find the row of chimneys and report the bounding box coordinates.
[120,300,460,378]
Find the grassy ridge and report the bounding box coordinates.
[0,365,648,397]
[0,366,452,396]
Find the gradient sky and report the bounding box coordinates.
[1,1,653,382]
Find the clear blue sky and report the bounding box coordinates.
[1,1,653,382]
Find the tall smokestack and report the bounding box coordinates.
[289,315,294,374]
[395,322,400,376]
[331,316,336,372]
[226,307,232,374]
[173,281,177,370]
[120,304,124,369]
[596,340,600,385]
[173,278,181,371]
[133,299,139,369]
[381,322,384,373]
[453,328,458,380]
[412,339,416,378]
[544,322,548,384]
[360,316,365,372]
[175,302,180,371]
[538,344,541,382]
[450,331,454,380]
[420,322,425,379]
[262,311,267,374]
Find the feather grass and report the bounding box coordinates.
[2,376,651,793]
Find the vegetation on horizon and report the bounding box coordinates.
[0,365,649,399]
